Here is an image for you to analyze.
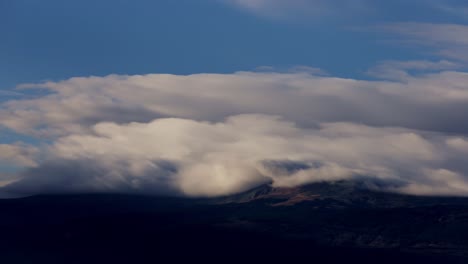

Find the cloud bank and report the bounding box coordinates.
[4,71,468,135]
[1,68,468,197]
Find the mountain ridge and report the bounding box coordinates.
[1,180,468,263]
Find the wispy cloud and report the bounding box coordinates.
[0,90,23,97]
[225,0,371,20]
[435,4,468,20]
[382,23,468,62]
[225,0,468,23]
[367,60,460,80]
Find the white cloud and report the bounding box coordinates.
[3,71,468,138]
[2,114,466,197]
[2,70,468,197]
[446,137,468,153]
[399,169,468,196]
[0,143,38,167]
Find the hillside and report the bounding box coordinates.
[1,181,468,263]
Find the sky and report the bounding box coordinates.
[1,0,468,197]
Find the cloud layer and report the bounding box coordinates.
[3,71,468,135]
[1,68,468,197]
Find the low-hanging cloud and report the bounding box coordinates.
[2,69,468,197]
[5,115,468,197]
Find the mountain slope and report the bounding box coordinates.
[1,181,468,263]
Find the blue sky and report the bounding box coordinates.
[2,0,466,90]
[2,0,468,197]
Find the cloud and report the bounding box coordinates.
[225,0,468,23]
[434,4,468,20]
[2,69,468,197]
[3,158,179,197]
[2,114,468,197]
[3,71,468,137]
[254,65,328,75]
[0,174,16,187]
[226,0,371,20]
[399,169,468,196]
[382,23,468,62]
[0,143,38,167]
[0,90,23,97]
[446,138,468,153]
[367,60,460,80]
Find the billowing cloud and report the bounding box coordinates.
[1,69,468,197]
[3,71,468,136]
[4,114,468,197]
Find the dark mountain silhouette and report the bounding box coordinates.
[1,180,468,263]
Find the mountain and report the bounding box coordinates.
[214,181,468,255]
[216,180,468,208]
[1,180,468,263]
